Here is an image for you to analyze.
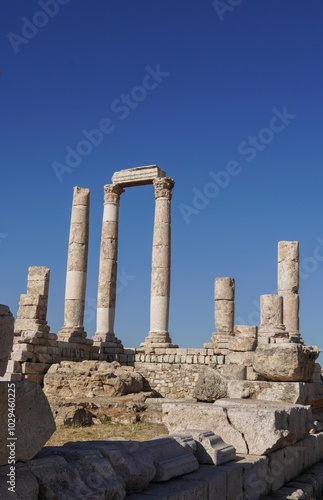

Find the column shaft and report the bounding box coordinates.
[93,184,124,350]
[141,177,176,349]
[258,294,289,345]
[58,187,89,341]
[214,277,235,333]
[278,241,300,341]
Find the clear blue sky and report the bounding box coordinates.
[1,1,323,356]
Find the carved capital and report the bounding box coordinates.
[153,177,175,200]
[103,184,125,204]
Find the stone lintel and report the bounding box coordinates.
[112,165,166,187]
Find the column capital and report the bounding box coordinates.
[104,184,125,204]
[153,177,175,200]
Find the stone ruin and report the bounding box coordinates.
[1,165,323,498]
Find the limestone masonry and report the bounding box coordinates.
[1,165,323,498]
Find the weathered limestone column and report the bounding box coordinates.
[258,294,289,345]
[278,241,301,342]
[58,187,90,342]
[141,177,177,349]
[208,277,235,350]
[214,277,235,333]
[93,184,124,353]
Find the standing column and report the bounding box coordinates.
[214,277,235,334]
[208,277,235,349]
[93,184,124,352]
[141,177,177,349]
[258,294,289,345]
[58,187,90,342]
[278,241,301,342]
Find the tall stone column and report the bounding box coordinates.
[58,187,90,342]
[93,184,124,353]
[141,177,177,349]
[278,241,301,342]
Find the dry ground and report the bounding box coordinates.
[46,421,168,447]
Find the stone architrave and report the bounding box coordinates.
[141,177,177,349]
[58,187,90,342]
[258,294,289,345]
[278,241,301,342]
[93,184,124,353]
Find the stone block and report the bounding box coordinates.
[0,373,22,381]
[221,364,246,380]
[237,454,270,497]
[35,353,53,364]
[186,430,236,465]
[11,348,34,362]
[229,336,256,352]
[27,266,50,282]
[27,455,120,499]
[19,293,47,307]
[234,325,258,338]
[182,465,227,499]
[127,476,208,499]
[0,381,55,465]
[5,360,22,373]
[23,374,44,384]
[227,351,254,366]
[215,277,235,300]
[253,344,320,381]
[27,279,49,297]
[17,305,47,321]
[144,437,199,482]
[193,367,228,402]
[163,399,311,455]
[153,454,199,482]
[21,362,51,374]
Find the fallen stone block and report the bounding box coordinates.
[0,381,55,465]
[34,448,125,499]
[171,430,235,465]
[226,379,323,407]
[163,399,312,455]
[253,344,320,382]
[41,440,155,494]
[189,430,236,465]
[44,360,144,398]
[144,437,199,482]
[27,455,112,499]
[153,454,199,482]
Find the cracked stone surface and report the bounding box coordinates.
[162,399,312,455]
